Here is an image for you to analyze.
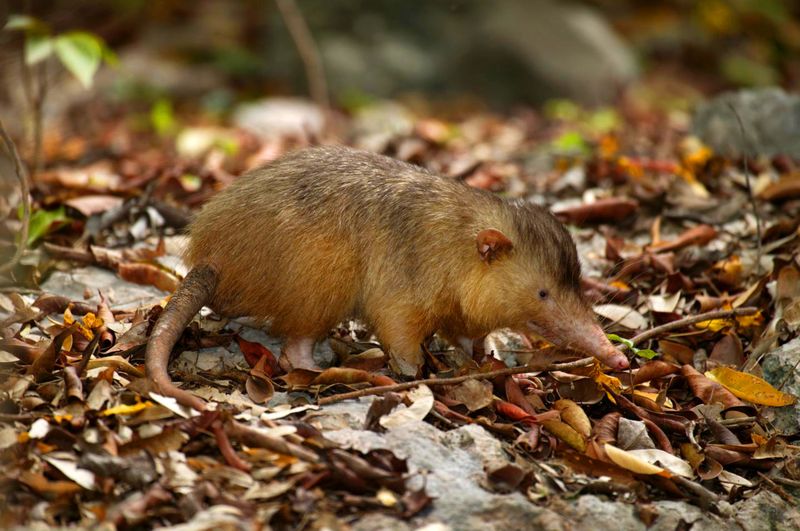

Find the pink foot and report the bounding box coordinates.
[280,337,320,371]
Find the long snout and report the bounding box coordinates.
[577,323,630,369]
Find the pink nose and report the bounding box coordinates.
[601,348,630,369]
[582,325,630,369]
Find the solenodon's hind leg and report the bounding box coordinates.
[279,336,319,371]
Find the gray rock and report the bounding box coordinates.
[40,266,166,310]
[729,490,800,531]
[647,500,709,530]
[476,0,637,105]
[761,337,800,436]
[693,88,800,158]
[351,513,413,531]
[563,495,642,531]
[325,413,560,531]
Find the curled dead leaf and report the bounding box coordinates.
[554,399,591,437]
[592,411,620,445]
[379,385,434,429]
[117,262,180,292]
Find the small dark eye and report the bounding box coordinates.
[538,289,548,300]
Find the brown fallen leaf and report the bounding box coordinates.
[28,326,76,381]
[17,470,82,497]
[504,376,538,415]
[246,354,276,404]
[759,175,800,201]
[592,411,620,445]
[632,360,681,386]
[311,367,394,387]
[681,365,745,409]
[96,291,116,352]
[442,379,493,412]
[236,335,280,374]
[648,224,717,253]
[117,262,180,292]
[554,197,639,225]
[561,450,639,486]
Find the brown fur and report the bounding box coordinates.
[185,145,623,375]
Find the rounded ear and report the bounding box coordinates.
[476,228,513,264]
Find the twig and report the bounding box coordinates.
[757,472,796,503]
[275,0,329,110]
[318,357,596,405]
[727,103,762,275]
[772,477,800,488]
[19,44,46,177]
[0,118,31,274]
[629,307,758,347]
[717,416,756,427]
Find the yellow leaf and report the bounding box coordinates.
[705,367,797,407]
[696,311,762,332]
[604,444,671,477]
[101,401,153,416]
[75,322,94,341]
[594,371,622,396]
[542,420,586,452]
[610,280,630,290]
[736,312,763,328]
[695,318,733,332]
[82,312,104,330]
[62,333,74,352]
[63,306,75,325]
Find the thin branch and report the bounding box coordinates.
[31,62,47,176]
[317,357,596,405]
[19,44,46,177]
[629,307,758,347]
[0,119,31,274]
[727,103,762,275]
[275,0,329,110]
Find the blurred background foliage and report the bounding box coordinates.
[0,0,798,116]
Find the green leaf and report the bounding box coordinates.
[634,349,659,360]
[54,32,103,88]
[607,333,659,360]
[27,206,71,246]
[150,98,177,136]
[587,108,620,134]
[552,130,589,155]
[25,33,53,65]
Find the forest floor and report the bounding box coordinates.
[1,85,800,530]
